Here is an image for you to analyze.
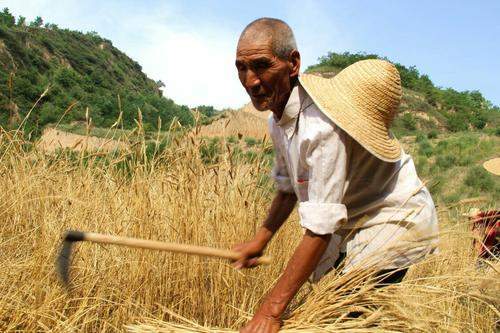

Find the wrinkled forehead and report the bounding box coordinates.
[236,35,273,58]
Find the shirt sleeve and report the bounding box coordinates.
[298,122,349,235]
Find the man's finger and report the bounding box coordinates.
[246,257,260,268]
[233,258,245,269]
[233,256,259,270]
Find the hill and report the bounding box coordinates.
[0,9,195,137]
[306,52,499,136]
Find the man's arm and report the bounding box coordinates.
[242,116,350,332]
[233,190,297,268]
[240,230,331,333]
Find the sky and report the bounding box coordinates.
[3,0,500,109]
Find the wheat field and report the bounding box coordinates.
[0,124,498,332]
[197,103,270,139]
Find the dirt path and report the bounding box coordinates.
[37,128,127,153]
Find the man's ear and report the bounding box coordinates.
[288,50,301,78]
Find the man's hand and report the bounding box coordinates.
[240,310,281,333]
[240,230,331,332]
[232,239,266,269]
[232,191,297,270]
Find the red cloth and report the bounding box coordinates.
[471,210,499,258]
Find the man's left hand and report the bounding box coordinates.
[240,230,331,332]
[240,311,281,333]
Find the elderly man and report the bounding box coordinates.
[233,18,439,333]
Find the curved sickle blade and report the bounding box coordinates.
[56,231,85,288]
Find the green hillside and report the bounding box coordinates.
[306,52,500,137]
[0,9,195,137]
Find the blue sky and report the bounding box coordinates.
[3,0,499,109]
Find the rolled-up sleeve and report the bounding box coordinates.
[298,122,349,234]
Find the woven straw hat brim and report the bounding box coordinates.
[483,158,500,176]
[299,60,402,162]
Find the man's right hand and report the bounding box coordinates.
[232,239,267,269]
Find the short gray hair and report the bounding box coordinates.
[239,18,297,59]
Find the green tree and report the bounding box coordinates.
[196,105,217,118]
[0,8,15,27]
[17,15,26,27]
[30,16,43,28]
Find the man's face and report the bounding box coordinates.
[235,38,298,112]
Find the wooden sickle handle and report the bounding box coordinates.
[77,232,272,266]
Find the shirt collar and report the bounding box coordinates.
[275,84,301,139]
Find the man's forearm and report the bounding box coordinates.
[258,230,332,316]
[254,191,297,246]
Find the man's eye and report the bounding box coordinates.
[253,61,270,69]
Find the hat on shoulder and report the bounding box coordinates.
[299,59,403,162]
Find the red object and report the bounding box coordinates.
[470,210,499,258]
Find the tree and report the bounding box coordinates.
[196,105,217,118]
[17,15,26,27]
[0,8,15,27]
[156,80,165,89]
[30,16,43,28]
[155,80,165,96]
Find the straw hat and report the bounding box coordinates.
[299,59,403,162]
[483,158,500,176]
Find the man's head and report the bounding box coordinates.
[236,18,300,114]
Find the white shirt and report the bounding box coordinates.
[269,83,439,236]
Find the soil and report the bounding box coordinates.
[37,128,127,153]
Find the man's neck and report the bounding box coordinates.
[271,79,298,120]
[271,93,290,121]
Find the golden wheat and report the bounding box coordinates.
[0,126,498,332]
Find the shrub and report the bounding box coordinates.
[464,166,494,192]
[427,130,438,139]
[415,155,428,176]
[447,114,468,132]
[243,150,258,162]
[443,193,461,204]
[436,154,456,170]
[418,139,433,157]
[244,137,258,147]
[415,133,427,143]
[401,113,417,131]
[457,154,473,166]
[428,175,444,196]
[434,140,448,152]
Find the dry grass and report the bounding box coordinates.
[0,123,498,332]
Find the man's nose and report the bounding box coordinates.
[244,69,261,91]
